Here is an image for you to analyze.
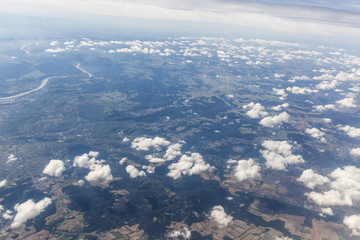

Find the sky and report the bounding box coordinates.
[1,0,360,46]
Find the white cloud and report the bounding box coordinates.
[11,197,52,229]
[142,165,155,174]
[260,140,304,170]
[306,190,352,206]
[164,143,182,161]
[275,237,293,240]
[145,154,165,163]
[168,227,191,239]
[6,154,17,164]
[272,103,289,111]
[2,210,13,220]
[322,118,332,123]
[126,165,146,178]
[350,148,360,157]
[344,215,360,236]
[273,88,287,100]
[316,80,338,90]
[259,112,289,128]
[167,153,212,179]
[336,97,356,108]
[232,158,261,181]
[242,102,268,118]
[42,159,65,177]
[119,157,127,165]
[73,151,103,169]
[45,47,68,53]
[305,128,326,143]
[0,179,7,188]
[131,137,170,151]
[338,125,360,138]
[210,205,233,228]
[313,104,335,112]
[85,164,113,182]
[122,137,130,142]
[321,207,333,216]
[286,86,318,94]
[297,169,330,189]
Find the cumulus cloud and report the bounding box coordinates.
[142,165,155,174]
[210,205,233,228]
[42,159,65,177]
[232,158,261,181]
[273,88,287,100]
[260,140,304,170]
[275,237,293,240]
[344,215,360,236]
[286,86,318,94]
[321,207,333,216]
[167,153,212,179]
[305,128,326,143]
[242,102,268,118]
[297,169,330,189]
[85,164,113,182]
[336,97,356,108]
[272,103,289,111]
[168,227,191,239]
[73,151,103,169]
[259,112,289,128]
[316,80,338,90]
[0,179,7,188]
[119,157,127,165]
[145,154,166,163]
[126,165,146,178]
[131,137,170,151]
[11,198,52,229]
[306,166,360,206]
[313,104,335,112]
[2,210,13,220]
[6,154,17,164]
[338,125,360,138]
[350,148,360,157]
[164,143,182,161]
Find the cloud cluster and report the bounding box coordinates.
[297,169,330,189]
[126,165,146,178]
[272,103,289,111]
[73,151,113,183]
[343,215,360,236]
[168,227,191,239]
[286,86,318,94]
[131,137,170,151]
[242,102,268,118]
[350,148,360,157]
[305,128,326,143]
[306,166,360,206]
[42,159,65,177]
[210,205,233,228]
[0,179,7,188]
[336,97,356,108]
[11,198,52,229]
[259,112,289,128]
[231,158,261,181]
[260,140,304,170]
[164,143,182,161]
[313,104,335,112]
[338,125,360,138]
[167,153,212,179]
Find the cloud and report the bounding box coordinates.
[313,104,335,112]
[2,210,13,220]
[321,207,333,216]
[273,88,287,100]
[275,237,293,240]
[168,227,191,239]
[126,165,146,178]
[142,165,155,174]
[164,143,182,161]
[42,159,65,177]
[306,166,360,206]
[231,158,261,181]
[85,164,113,182]
[316,80,338,90]
[305,128,326,143]
[350,148,360,157]
[119,157,127,165]
[6,154,17,164]
[131,137,170,151]
[286,86,318,94]
[210,205,233,228]
[167,152,212,179]
[259,112,289,128]
[260,140,304,170]
[336,97,356,108]
[338,125,360,138]
[297,169,330,189]
[272,103,289,111]
[0,179,7,188]
[73,151,103,169]
[11,197,52,229]
[344,215,360,236]
[242,102,268,119]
